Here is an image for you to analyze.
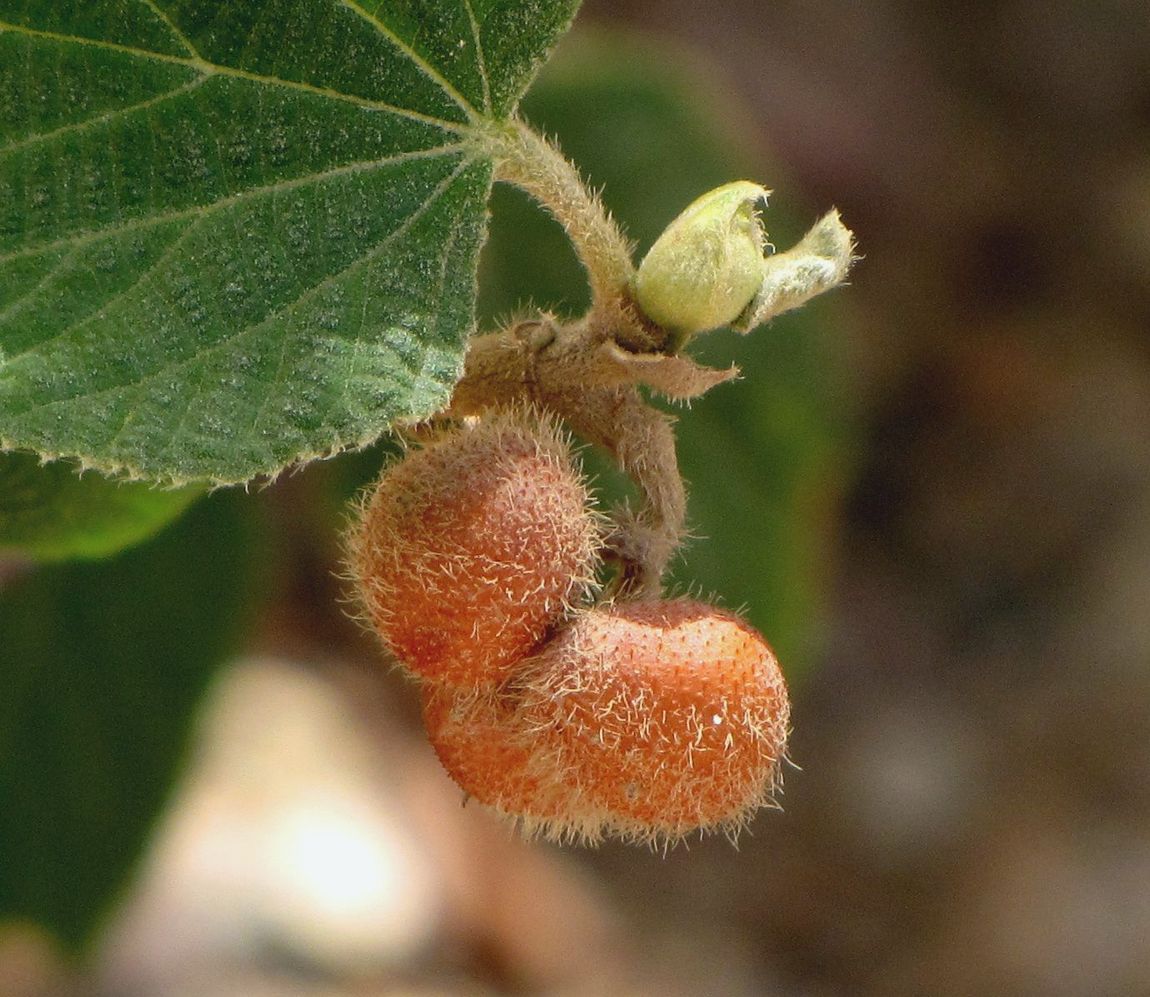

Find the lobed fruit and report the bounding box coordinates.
[348,409,601,689]
[423,598,790,846]
[519,599,790,844]
[421,684,604,842]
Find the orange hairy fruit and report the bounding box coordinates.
[521,599,790,843]
[421,685,602,841]
[349,409,601,689]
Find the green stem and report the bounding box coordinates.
[483,119,635,306]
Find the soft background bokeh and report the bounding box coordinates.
[3,2,1150,994]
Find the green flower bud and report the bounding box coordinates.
[632,181,769,338]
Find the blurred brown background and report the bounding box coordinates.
[8,2,1149,996]
[568,2,1150,995]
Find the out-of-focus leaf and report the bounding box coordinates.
[0,489,267,950]
[0,452,201,561]
[481,28,855,670]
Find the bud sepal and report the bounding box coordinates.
[732,208,856,332]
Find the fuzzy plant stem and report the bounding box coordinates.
[487,119,636,307]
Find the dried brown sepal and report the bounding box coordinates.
[449,317,725,596]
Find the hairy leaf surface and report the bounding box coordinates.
[0,0,578,482]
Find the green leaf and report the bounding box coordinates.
[0,451,201,561]
[0,489,266,950]
[0,0,579,483]
[482,28,855,673]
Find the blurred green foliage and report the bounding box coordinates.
[0,452,202,562]
[0,491,268,951]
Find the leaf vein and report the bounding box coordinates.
[242,159,473,447]
[0,143,470,267]
[341,215,376,420]
[2,147,469,373]
[64,162,473,454]
[0,76,208,157]
[7,220,199,367]
[0,247,82,326]
[461,0,491,115]
[334,0,477,120]
[139,0,202,60]
[0,20,468,132]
